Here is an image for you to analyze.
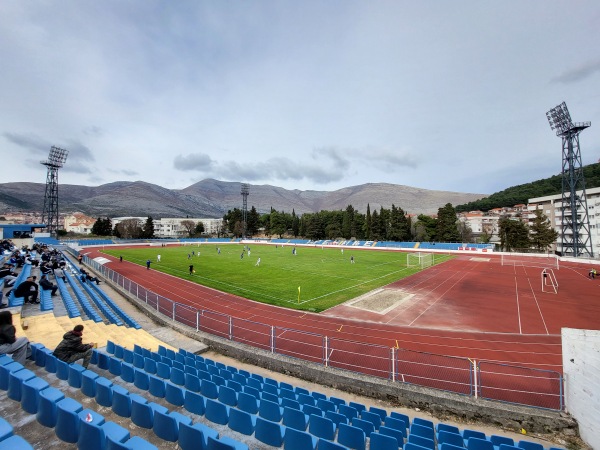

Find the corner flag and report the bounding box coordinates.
[297,286,301,303]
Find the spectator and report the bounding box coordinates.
[39,274,58,296]
[53,324,95,369]
[80,269,101,285]
[14,276,39,304]
[53,267,66,282]
[0,310,31,364]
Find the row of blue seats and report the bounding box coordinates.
[0,417,33,449]
[65,271,104,322]
[94,347,403,450]
[6,264,32,307]
[55,276,82,318]
[2,344,251,450]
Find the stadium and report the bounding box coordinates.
[2,235,596,449]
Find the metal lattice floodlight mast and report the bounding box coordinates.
[41,146,69,237]
[241,183,250,238]
[546,102,593,257]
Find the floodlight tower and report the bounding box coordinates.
[546,102,593,257]
[241,183,250,238]
[41,146,69,237]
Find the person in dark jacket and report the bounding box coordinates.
[0,311,31,364]
[13,276,39,304]
[53,324,95,368]
[39,274,58,296]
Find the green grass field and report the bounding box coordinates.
[102,244,452,312]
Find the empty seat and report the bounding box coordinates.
[78,420,129,450]
[94,377,113,407]
[134,368,150,391]
[351,418,374,436]
[153,410,193,442]
[259,398,284,422]
[370,432,400,450]
[339,404,359,421]
[284,427,318,450]
[109,357,122,376]
[156,362,171,379]
[317,439,348,450]
[7,368,35,402]
[437,430,465,448]
[384,417,407,435]
[407,434,434,450]
[297,393,316,406]
[165,382,185,406]
[184,390,206,416]
[255,416,285,447]
[228,408,257,436]
[412,418,434,430]
[148,375,166,398]
[111,385,131,418]
[308,414,335,440]
[317,399,336,413]
[205,398,230,425]
[462,430,486,445]
[467,437,494,450]
[81,370,100,397]
[207,435,249,450]
[20,376,49,414]
[36,386,65,427]
[179,422,219,450]
[283,406,309,431]
[185,374,201,392]
[55,397,84,443]
[302,404,322,418]
[437,423,460,435]
[325,410,348,427]
[237,392,259,415]
[201,379,219,399]
[120,363,135,383]
[378,425,405,445]
[337,423,366,450]
[369,406,388,421]
[361,410,381,430]
[349,401,366,414]
[517,442,544,450]
[490,436,515,448]
[411,423,435,441]
[0,435,34,449]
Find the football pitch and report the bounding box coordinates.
[102,244,452,312]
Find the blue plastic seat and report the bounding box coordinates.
[165,382,185,406]
[462,430,486,446]
[255,416,285,447]
[243,385,261,400]
[408,434,435,450]
[439,444,465,450]
[81,370,100,397]
[179,422,219,450]
[351,417,375,436]
[185,374,201,392]
[295,386,309,396]
[153,410,193,442]
[111,385,131,418]
[207,435,249,450]
[384,417,407,435]
[263,383,279,395]
[317,399,336,413]
[311,391,327,401]
[122,349,134,364]
[325,410,348,427]
[302,404,322,418]
[228,408,257,435]
[0,416,13,441]
[308,414,335,440]
[44,353,57,373]
[283,406,309,431]
[329,396,346,408]
[55,397,84,443]
[95,377,113,407]
[339,404,359,421]
[114,344,125,359]
[467,437,494,450]
[131,394,164,429]
[55,359,70,380]
[205,398,230,425]
[7,368,35,401]
[201,379,219,399]
[97,352,110,370]
[259,398,284,422]
[262,392,280,405]
[144,357,157,374]
[20,376,49,414]
[361,410,382,430]
[378,425,405,445]
[237,391,259,414]
[490,436,515,448]
[412,418,434,430]
[437,423,460,435]
[106,340,116,354]
[438,430,465,448]
[133,352,145,369]
[120,363,135,383]
[317,439,347,450]
[0,435,34,449]
[411,423,435,441]
[370,431,400,450]
[107,357,122,377]
[246,377,262,390]
[183,390,206,416]
[218,385,238,407]
[36,386,65,427]
[66,364,86,388]
[338,423,366,450]
[517,442,544,450]
[170,367,185,386]
[282,397,301,411]
[78,420,129,450]
[133,368,150,391]
[156,362,171,379]
[369,406,388,421]
[390,412,409,428]
[284,426,318,450]
[349,401,366,414]
[280,388,297,400]
[149,375,166,398]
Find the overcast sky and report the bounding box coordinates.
[2,1,599,195]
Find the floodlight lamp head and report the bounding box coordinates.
[41,146,69,168]
[546,101,573,135]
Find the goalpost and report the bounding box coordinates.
[407,252,434,269]
[541,268,558,294]
[501,253,559,270]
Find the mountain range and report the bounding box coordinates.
[0,179,487,218]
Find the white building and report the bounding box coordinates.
[528,186,600,255]
[63,213,96,234]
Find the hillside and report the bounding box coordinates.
[0,179,485,218]
[455,162,600,212]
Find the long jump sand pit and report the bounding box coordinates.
[346,288,414,314]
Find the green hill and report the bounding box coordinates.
[456,162,600,212]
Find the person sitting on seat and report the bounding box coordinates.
[39,274,58,296]
[80,269,101,285]
[0,311,31,364]
[53,324,95,369]
[13,276,39,304]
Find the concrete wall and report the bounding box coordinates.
[562,328,600,450]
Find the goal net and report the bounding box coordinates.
[407,252,434,269]
[541,268,558,294]
[501,254,559,270]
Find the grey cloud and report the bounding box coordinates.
[173,153,215,171]
[2,132,52,155]
[83,126,104,137]
[313,147,351,170]
[551,59,600,84]
[63,139,95,163]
